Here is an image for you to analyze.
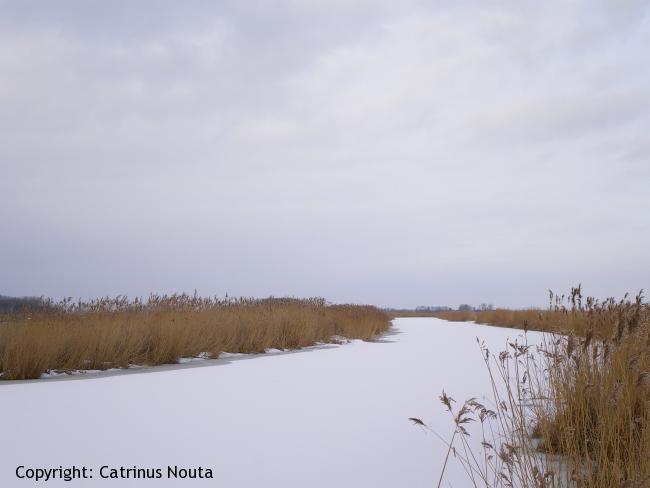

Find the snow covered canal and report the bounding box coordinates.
[2,318,540,487]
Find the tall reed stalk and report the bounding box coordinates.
[417,287,649,487]
[0,294,390,380]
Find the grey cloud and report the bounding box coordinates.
[1,0,649,307]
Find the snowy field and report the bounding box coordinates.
[2,318,540,487]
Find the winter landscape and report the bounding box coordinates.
[2,1,649,487]
[2,318,541,488]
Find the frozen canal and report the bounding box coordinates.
[2,318,538,487]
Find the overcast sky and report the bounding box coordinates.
[1,0,649,308]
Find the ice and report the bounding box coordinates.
[1,318,541,487]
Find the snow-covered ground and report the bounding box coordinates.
[1,318,539,487]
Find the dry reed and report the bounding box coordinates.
[0,294,390,380]
[421,287,649,487]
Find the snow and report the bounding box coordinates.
[37,344,350,378]
[1,318,541,487]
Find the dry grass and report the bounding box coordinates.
[0,294,390,380]
[433,293,630,336]
[433,310,480,323]
[529,289,650,487]
[386,309,439,318]
[423,287,650,487]
[433,308,564,333]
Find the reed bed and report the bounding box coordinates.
[0,294,390,380]
[433,308,560,333]
[385,309,439,318]
[422,287,650,487]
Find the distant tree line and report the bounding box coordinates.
[0,295,51,314]
[415,306,454,312]
[419,303,495,312]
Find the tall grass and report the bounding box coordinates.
[421,287,650,487]
[0,294,390,380]
[433,308,561,333]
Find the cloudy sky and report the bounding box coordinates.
[1,0,649,308]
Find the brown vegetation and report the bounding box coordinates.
[386,309,439,318]
[433,307,561,333]
[0,295,390,380]
[432,292,634,336]
[530,289,650,486]
[427,287,650,487]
